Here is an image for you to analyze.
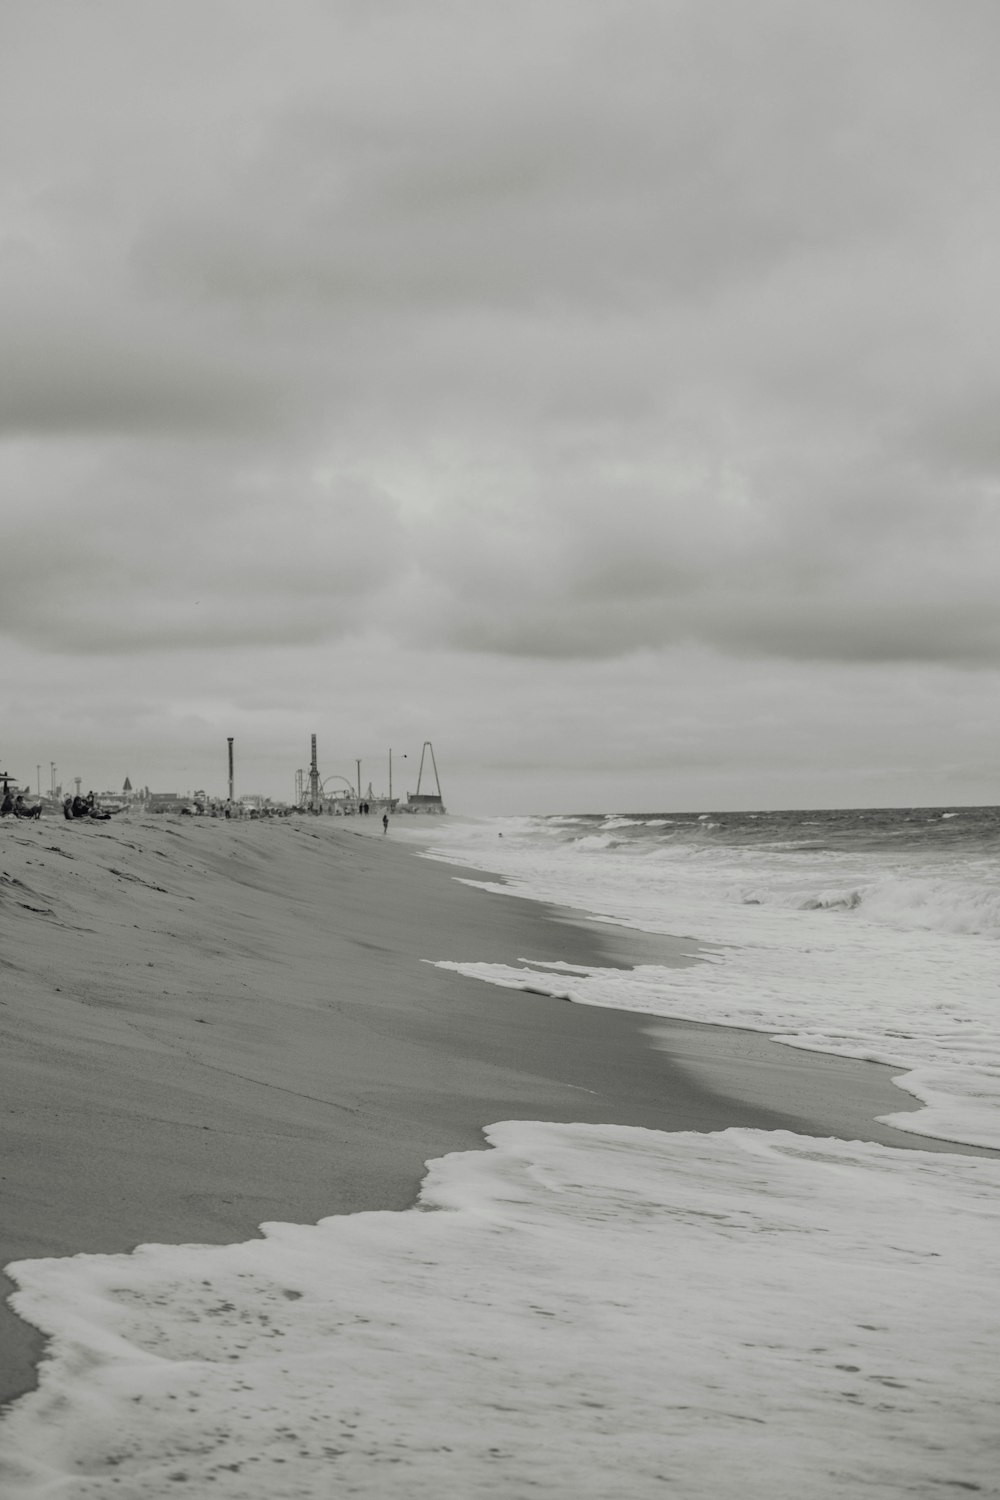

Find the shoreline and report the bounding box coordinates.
[0,814,987,1409]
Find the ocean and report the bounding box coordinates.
[427,806,1000,1151]
[3,807,999,1498]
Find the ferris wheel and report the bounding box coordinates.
[294,769,358,806]
[320,775,357,799]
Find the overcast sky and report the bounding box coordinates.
[3,0,1000,814]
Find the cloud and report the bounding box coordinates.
[3,0,1000,769]
[400,439,1000,665]
[0,439,408,652]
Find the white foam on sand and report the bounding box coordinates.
[3,1124,999,1499]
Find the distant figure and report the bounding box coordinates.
[63,796,74,820]
[71,795,88,818]
[0,789,13,816]
[14,795,42,820]
[382,812,389,834]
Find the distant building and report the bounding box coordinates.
[404,793,446,813]
[147,792,196,814]
[94,791,128,812]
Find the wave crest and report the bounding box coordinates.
[743,876,1000,936]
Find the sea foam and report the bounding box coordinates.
[3,1125,998,1499]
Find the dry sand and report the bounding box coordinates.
[0,811,982,1408]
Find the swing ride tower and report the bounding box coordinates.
[406,741,446,813]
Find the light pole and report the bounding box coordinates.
[50,762,56,796]
[36,764,40,796]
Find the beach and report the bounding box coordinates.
[0,812,957,1409]
[3,811,998,1498]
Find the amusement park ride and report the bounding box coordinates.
[294,736,445,814]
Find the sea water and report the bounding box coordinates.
[427,806,1000,1151]
[3,808,999,1498]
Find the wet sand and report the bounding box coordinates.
[0,813,977,1408]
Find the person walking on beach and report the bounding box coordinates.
[382,812,389,834]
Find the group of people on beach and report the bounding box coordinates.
[0,780,115,821]
[63,791,114,821]
[2,783,391,828]
[0,787,42,819]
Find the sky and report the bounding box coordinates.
[2,0,1000,815]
